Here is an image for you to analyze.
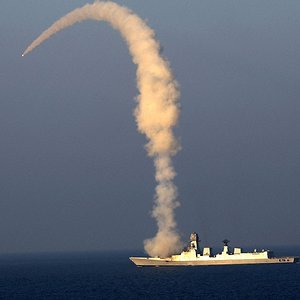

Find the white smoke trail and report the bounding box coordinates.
[23,1,182,257]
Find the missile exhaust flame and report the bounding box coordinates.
[22,1,182,257]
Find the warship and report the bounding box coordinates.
[130,232,298,266]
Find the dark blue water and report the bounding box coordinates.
[0,248,299,299]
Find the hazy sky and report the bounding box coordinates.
[1,0,300,254]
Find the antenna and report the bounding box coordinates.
[222,239,230,246]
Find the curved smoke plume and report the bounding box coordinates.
[23,1,182,257]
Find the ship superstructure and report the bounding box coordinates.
[130,232,298,266]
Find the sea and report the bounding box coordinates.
[0,247,299,299]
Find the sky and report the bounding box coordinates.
[1,0,300,254]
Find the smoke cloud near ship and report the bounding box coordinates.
[22,1,183,257]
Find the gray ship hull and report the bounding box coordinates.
[130,256,298,267]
